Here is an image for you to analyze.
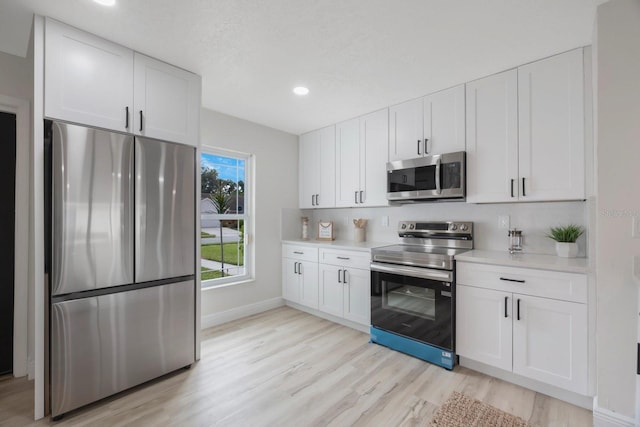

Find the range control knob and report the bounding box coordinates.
[409,224,415,230]
[401,224,407,230]
[460,224,468,231]
[450,224,458,231]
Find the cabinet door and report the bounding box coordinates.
[318,265,344,318]
[335,118,361,207]
[298,261,319,310]
[456,285,512,371]
[518,49,585,201]
[423,85,466,155]
[133,53,201,146]
[359,109,389,207]
[282,258,300,303]
[298,131,320,209]
[512,294,588,394]
[389,98,423,161]
[465,70,519,203]
[317,126,336,208]
[342,268,370,325]
[44,18,133,132]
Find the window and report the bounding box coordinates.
[200,148,251,287]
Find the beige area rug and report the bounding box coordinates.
[430,391,533,427]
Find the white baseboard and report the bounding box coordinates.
[593,397,636,427]
[201,297,285,329]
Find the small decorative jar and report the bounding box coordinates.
[301,217,309,240]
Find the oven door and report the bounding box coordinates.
[371,262,454,351]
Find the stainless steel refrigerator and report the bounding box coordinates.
[45,120,196,419]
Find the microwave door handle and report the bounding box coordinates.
[435,158,442,195]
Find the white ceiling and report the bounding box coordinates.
[1,0,605,135]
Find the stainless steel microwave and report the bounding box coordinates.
[386,151,466,203]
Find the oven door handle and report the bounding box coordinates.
[370,262,453,282]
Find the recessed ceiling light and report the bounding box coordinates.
[293,86,309,96]
[93,0,116,6]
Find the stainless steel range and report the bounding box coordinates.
[370,221,473,370]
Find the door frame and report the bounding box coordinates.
[0,94,30,378]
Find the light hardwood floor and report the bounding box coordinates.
[0,306,592,426]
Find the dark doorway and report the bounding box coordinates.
[0,111,16,375]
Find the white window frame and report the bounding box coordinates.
[200,146,253,288]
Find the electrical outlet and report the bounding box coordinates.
[382,216,390,227]
[498,215,510,229]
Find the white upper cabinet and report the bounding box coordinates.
[359,109,389,207]
[518,49,585,201]
[467,48,585,203]
[466,70,519,203]
[133,53,201,146]
[335,109,388,207]
[44,19,201,146]
[423,85,466,155]
[45,18,134,132]
[335,118,360,207]
[389,85,465,162]
[299,126,336,209]
[389,98,423,161]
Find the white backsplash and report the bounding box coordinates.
[284,201,588,257]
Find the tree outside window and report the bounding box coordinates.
[200,150,250,286]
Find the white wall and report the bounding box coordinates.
[199,108,298,319]
[594,0,640,421]
[0,50,32,99]
[299,201,587,256]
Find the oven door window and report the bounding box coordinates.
[384,285,436,320]
[388,161,462,193]
[371,270,454,351]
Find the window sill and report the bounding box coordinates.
[201,277,255,291]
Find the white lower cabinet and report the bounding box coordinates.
[318,264,370,325]
[456,262,588,395]
[282,245,319,310]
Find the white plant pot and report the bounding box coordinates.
[555,242,578,258]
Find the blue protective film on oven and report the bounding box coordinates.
[370,326,455,370]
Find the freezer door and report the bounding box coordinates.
[135,138,196,282]
[50,280,195,417]
[51,122,134,296]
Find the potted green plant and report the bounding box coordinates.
[547,224,584,258]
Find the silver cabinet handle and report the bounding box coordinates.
[298,263,303,275]
[337,269,342,283]
[504,296,508,318]
[139,110,143,132]
[424,138,429,154]
[522,177,526,196]
[311,195,315,206]
[517,298,521,320]
[354,191,358,204]
[343,269,348,284]
[293,251,304,254]
[125,106,129,129]
[294,262,298,274]
[337,256,350,260]
[359,191,363,204]
[511,179,515,198]
[316,194,319,205]
[417,139,421,155]
[435,157,442,195]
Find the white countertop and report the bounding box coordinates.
[455,249,590,274]
[282,238,395,252]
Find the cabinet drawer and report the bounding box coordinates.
[457,262,587,304]
[282,244,318,262]
[319,249,371,269]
